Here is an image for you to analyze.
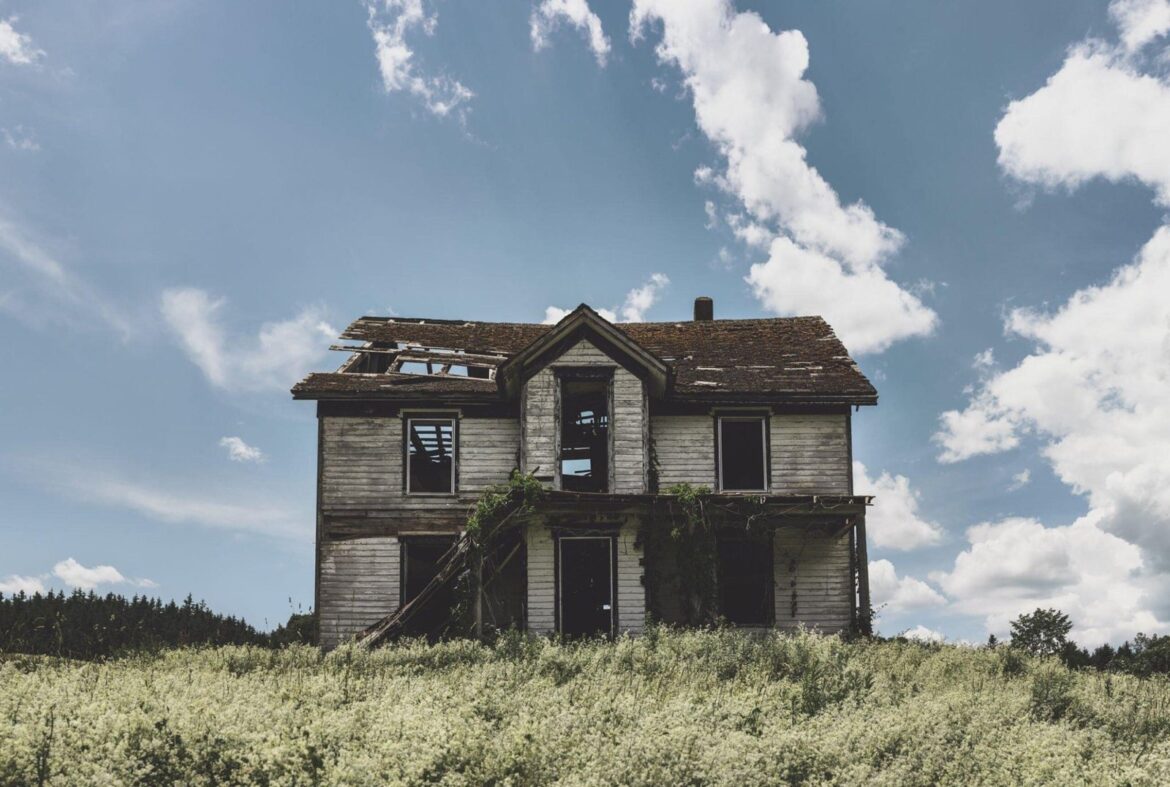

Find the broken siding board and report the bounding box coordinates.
[319,536,400,649]
[772,529,853,633]
[526,523,556,634]
[770,414,850,495]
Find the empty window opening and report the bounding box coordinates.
[401,536,458,639]
[717,535,772,625]
[558,536,614,638]
[560,379,609,492]
[718,417,767,491]
[395,359,493,379]
[407,418,455,494]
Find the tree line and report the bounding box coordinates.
[0,590,315,659]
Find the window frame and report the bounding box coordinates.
[555,368,614,493]
[404,415,458,496]
[715,415,770,493]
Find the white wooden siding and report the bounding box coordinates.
[320,415,519,510]
[521,339,647,494]
[773,529,852,633]
[526,523,556,634]
[616,521,645,634]
[770,414,850,494]
[651,415,715,488]
[319,536,400,649]
[650,413,850,494]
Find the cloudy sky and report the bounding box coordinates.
[2,0,1168,645]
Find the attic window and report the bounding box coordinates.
[407,418,455,494]
[559,378,610,493]
[717,416,767,492]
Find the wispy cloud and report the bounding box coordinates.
[364,0,473,121]
[0,17,43,65]
[544,273,670,324]
[530,0,611,66]
[220,436,266,463]
[160,287,334,393]
[0,213,132,337]
[2,125,39,152]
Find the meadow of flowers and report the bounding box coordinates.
[2,628,1169,786]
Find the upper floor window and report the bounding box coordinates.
[560,378,609,492]
[717,416,767,492]
[407,418,455,494]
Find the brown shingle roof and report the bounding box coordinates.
[292,313,876,404]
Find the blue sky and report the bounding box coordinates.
[3,0,1170,645]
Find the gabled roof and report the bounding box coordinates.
[496,304,669,398]
[292,307,877,404]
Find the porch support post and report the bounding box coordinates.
[855,513,872,636]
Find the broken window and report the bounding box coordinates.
[407,418,455,494]
[559,379,609,492]
[716,535,772,625]
[717,416,767,491]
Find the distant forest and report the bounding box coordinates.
[0,590,314,659]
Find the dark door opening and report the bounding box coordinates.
[401,536,457,639]
[558,537,613,637]
[716,535,773,625]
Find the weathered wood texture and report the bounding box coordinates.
[526,523,555,634]
[521,339,647,494]
[320,415,519,515]
[770,414,850,494]
[772,529,852,633]
[650,413,850,494]
[616,521,645,634]
[319,536,400,649]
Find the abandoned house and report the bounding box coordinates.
[292,298,876,649]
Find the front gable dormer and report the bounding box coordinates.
[510,306,658,493]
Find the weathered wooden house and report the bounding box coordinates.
[293,298,876,649]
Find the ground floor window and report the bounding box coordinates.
[400,536,457,638]
[716,535,772,625]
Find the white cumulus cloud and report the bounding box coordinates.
[869,559,946,614]
[220,436,266,463]
[530,0,610,66]
[160,288,335,393]
[0,17,43,65]
[52,558,155,591]
[631,0,936,354]
[901,624,945,643]
[0,574,46,596]
[365,0,473,120]
[853,461,943,551]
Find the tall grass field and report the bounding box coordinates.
[3,629,1170,785]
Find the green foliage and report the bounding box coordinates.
[0,590,311,659]
[3,630,1170,785]
[465,470,544,538]
[1011,607,1073,657]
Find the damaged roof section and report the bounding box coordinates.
[292,305,877,405]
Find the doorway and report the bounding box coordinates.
[557,536,614,637]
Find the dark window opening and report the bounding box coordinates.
[560,379,609,492]
[718,417,767,491]
[408,419,455,494]
[401,536,457,639]
[717,536,772,625]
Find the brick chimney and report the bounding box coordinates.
[693,296,714,321]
